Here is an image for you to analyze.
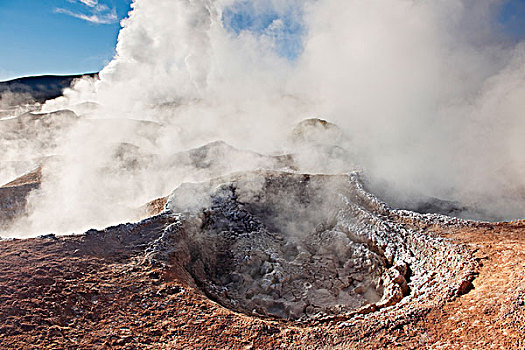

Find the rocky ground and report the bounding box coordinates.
[0,167,41,230]
[0,171,523,349]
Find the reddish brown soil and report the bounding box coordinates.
[418,222,525,349]
[141,196,169,217]
[2,168,42,188]
[0,220,523,349]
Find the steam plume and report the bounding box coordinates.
[3,0,525,236]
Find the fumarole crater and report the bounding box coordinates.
[153,171,473,321]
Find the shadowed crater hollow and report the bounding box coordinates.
[147,171,475,321]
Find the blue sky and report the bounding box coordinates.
[1,0,525,81]
[500,0,525,39]
[222,2,305,60]
[0,0,132,81]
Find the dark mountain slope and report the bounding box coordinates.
[0,74,98,105]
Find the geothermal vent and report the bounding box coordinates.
[142,170,477,321]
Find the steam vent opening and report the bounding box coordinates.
[156,171,475,321]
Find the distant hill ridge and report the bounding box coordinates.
[0,73,98,104]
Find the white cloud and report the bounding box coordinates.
[57,0,117,24]
[67,0,98,7]
[79,0,98,7]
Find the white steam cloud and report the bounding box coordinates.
[3,0,525,237]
